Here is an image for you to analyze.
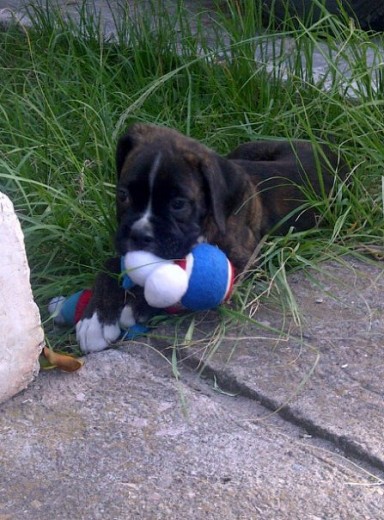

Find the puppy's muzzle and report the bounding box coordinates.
[128,219,155,251]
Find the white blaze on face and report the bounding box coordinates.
[130,152,162,238]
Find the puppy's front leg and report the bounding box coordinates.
[76,257,126,353]
[76,258,157,353]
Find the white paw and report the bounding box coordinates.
[76,312,121,354]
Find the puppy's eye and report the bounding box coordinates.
[116,187,130,203]
[170,198,188,212]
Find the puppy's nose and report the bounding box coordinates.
[129,228,154,249]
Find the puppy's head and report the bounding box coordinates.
[115,123,243,260]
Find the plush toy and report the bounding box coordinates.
[49,290,93,327]
[49,243,234,338]
[122,243,234,312]
[48,291,149,340]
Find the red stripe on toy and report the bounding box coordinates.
[174,258,187,270]
[165,303,184,314]
[224,260,235,301]
[74,289,93,323]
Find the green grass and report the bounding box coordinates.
[0,0,383,353]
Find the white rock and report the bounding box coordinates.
[0,192,44,403]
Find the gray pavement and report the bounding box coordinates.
[1,2,384,518]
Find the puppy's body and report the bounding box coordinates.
[77,124,345,353]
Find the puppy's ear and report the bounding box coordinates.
[116,132,135,177]
[116,123,155,177]
[198,154,246,236]
[198,154,228,234]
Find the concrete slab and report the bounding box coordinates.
[1,342,383,519]
[153,257,384,473]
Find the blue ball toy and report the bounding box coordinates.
[123,243,235,311]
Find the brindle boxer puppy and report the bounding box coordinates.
[76,123,345,353]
